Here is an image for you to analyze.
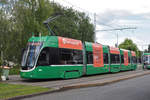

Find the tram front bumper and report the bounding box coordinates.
[20,71,36,79]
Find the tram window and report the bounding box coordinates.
[110,54,120,64]
[72,50,83,64]
[128,56,131,63]
[132,56,137,63]
[59,48,83,64]
[143,56,148,62]
[49,48,60,65]
[37,48,50,66]
[103,53,108,64]
[37,47,83,65]
[37,47,60,66]
[121,55,124,64]
[86,51,93,64]
[59,48,72,64]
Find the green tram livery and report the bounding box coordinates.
[21,36,137,79]
[143,53,150,69]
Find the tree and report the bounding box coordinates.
[0,0,53,63]
[49,3,94,42]
[118,38,140,57]
[0,8,13,62]
[0,0,95,64]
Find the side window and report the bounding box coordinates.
[59,48,83,64]
[59,48,72,64]
[132,56,137,63]
[103,53,108,64]
[128,56,131,63]
[143,56,148,62]
[37,47,83,66]
[49,48,60,65]
[110,54,120,64]
[37,47,60,66]
[72,50,83,64]
[121,55,124,64]
[37,48,50,66]
[86,51,93,64]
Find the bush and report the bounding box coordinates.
[9,64,20,75]
[9,67,20,75]
[0,59,2,76]
[0,66,20,76]
[0,68,2,76]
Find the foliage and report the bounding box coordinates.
[118,38,140,57]
[50,3,94,42]
[0,68,2,77]
[9,67,20,75]
[0,0,95,65]
[0,83,50,99]
[0,67,19,79]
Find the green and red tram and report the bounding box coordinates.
[20,36,137,79]
[143,53,150,69]
[119,49,137,71]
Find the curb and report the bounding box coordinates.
[6,88,60,100]
[6,70,150,100]
[60,71,150,90]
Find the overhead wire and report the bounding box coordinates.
[52,0,138,46]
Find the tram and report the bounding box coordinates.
[20,36,137,79]
[143,53,150,69]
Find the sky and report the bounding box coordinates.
[52,0,150,50]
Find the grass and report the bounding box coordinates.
[0,83,51,100]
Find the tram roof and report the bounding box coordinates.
[143,53,150,55]
[28,36,58,42]
[27,36,109,52]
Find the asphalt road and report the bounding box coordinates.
[21,74,150,100]
[7,65,143,88]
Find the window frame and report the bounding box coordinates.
[121,54,124,64]
[37,47,83,66]
[110,53,120,64]
[86,51,93,64]
[103,53,109,64]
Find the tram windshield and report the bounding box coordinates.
[21,42,43,70]
[143,55,150,64]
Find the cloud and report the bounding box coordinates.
[95,10,150,50]
[53,0,150,50]
[96,10,140,27]
[54,0,150,14]
[141,13,150,19]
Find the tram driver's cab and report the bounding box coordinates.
[143,56,150,64]
[143,55,150,69]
